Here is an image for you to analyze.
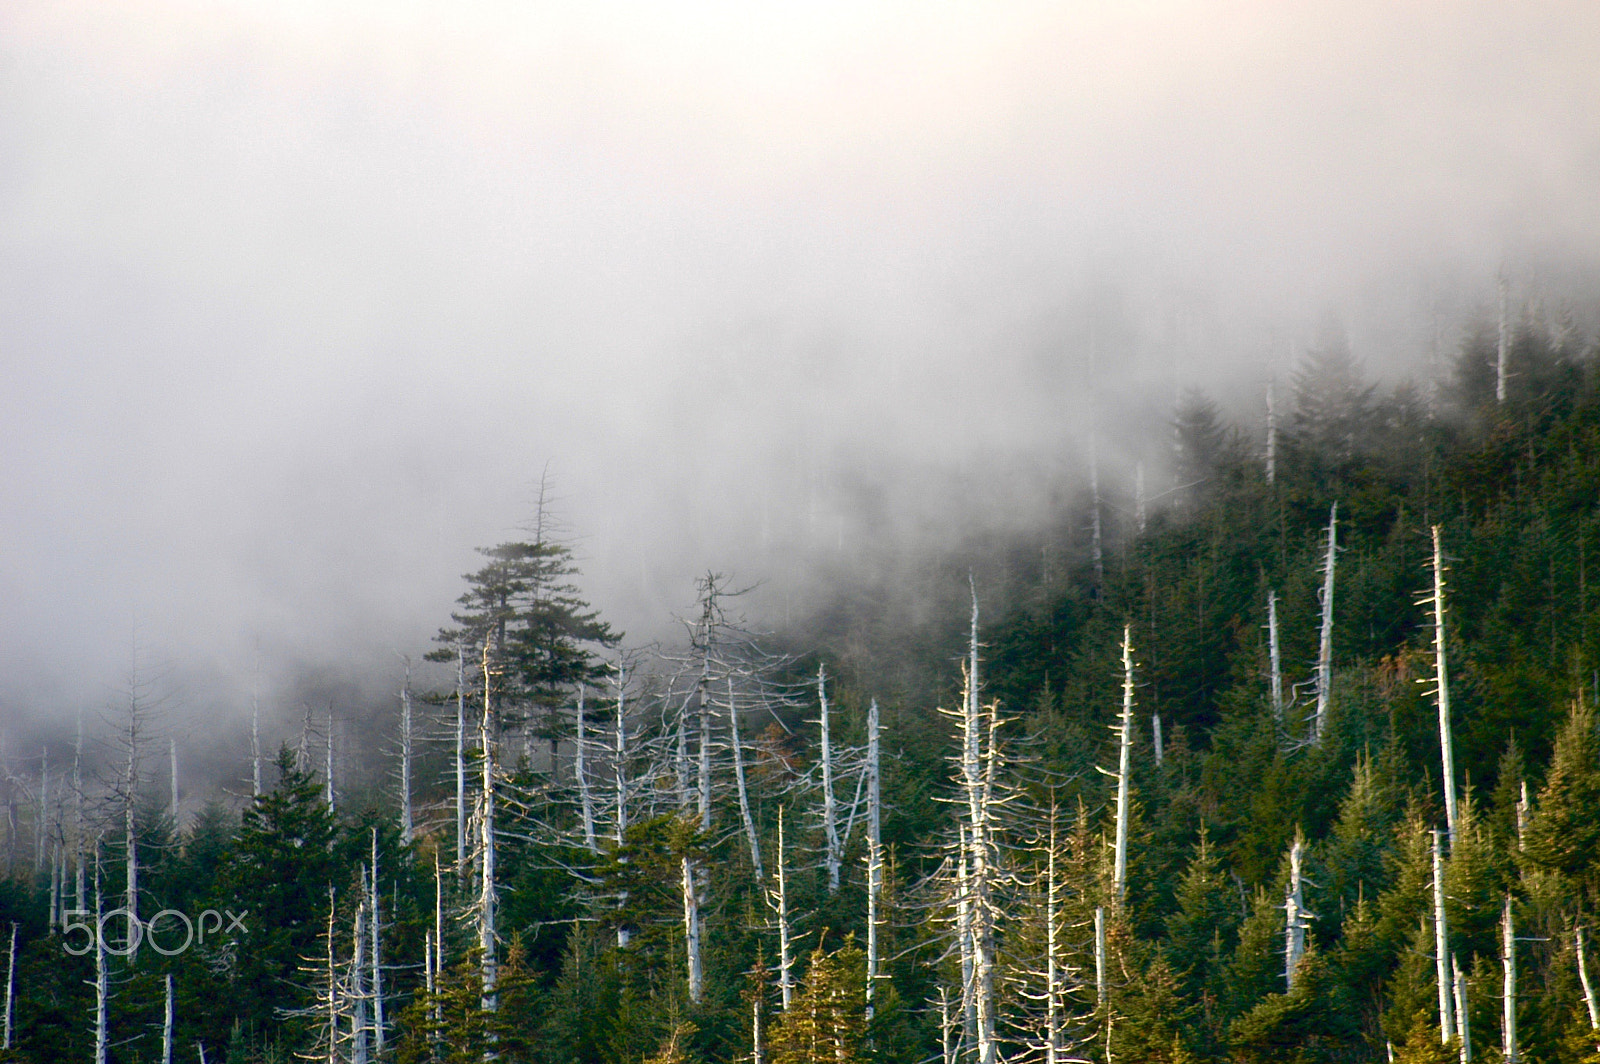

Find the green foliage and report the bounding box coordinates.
[768,942,866,1064]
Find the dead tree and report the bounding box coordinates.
[1421,525,1461,848]
[1312,503,1338,744]
[1502,896,1518,1063]
[1433,829,1456,1045]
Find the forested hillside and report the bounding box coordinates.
[6,312,1600,1064]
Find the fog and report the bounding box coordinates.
[2,1,1599,746]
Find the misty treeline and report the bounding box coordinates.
[6,305,1600,1064]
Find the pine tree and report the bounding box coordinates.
[1524,703,1600,895]
[767,942,866,1064]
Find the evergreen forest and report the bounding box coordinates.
[10,310,1600,1064]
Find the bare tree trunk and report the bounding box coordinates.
[124,699,141,932]
[1434,830,1455,1044]
[1313,503,1338,744]
[1113,626,1136,901]
[370,830,384,1056]
[456,643,468,869]
[730,677,763,880]
[325,887,339,1064]
[957,582,998,1064]
[74,709,85,915]
[163,973,175,1064]
[1152,714,1163,767]
[865,697,881,1022]
[1502,896,1518,1063]
[325,706,336,813]
[682,854,703,1002]
[36,748,48,876]
[478,643,499,1016]
[614,664,632,949]
[1094,906,1107,1010]
[774,808,794,1011]
[353,867,370,1064]
[818,665,842,894]
[576,684,597,854]
[400,662,414,846]
[1045,806,1063,1064]
[1578,927,1600,1031]
[1267,590,1284,725]
[93,856,108,1064]
[1285,833,1310,990]
[752,992,764,1064]
[939,987,958,1064]
[433,852,444,1035]
[1428,526,1460,847]
[3,922,14,1051]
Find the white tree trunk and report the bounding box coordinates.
[370,830,384,1056]
[74,709,85,915]
[1113,626,1136,901]
[353,868,370,1064]
[36,748,48,876]
[752,992,765,1064]
[775,809,794,1010]
[456,643,468,869]
[1094,906,1107,1009]
[400,663,414,845]
[682,854,703,1002]
[324,888,339,1064]
[1313,503,1338,744]
[3,921,14,1051]
[479,642,499,1014]
[124,701,141,932]
[1502,895,1518,1063]
[1434,830,1455,1044]
[1285,833,1310,990]
[614,664,629,847]
[1267,590,1284,725]
[576,684,597,854]
[730,677,763,880]
[957,585,998,1064]
[163,973,175,1064]
[865,697,881,1021]
[818,665,842,894]
[1152,713,1163,767]
[1578,926,1600,1031]
[433,852,444,1033]
[325,706,336,813]
[1045,807,1064,1064]
[1428,526,1460,848]
[93,861,108,1064]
